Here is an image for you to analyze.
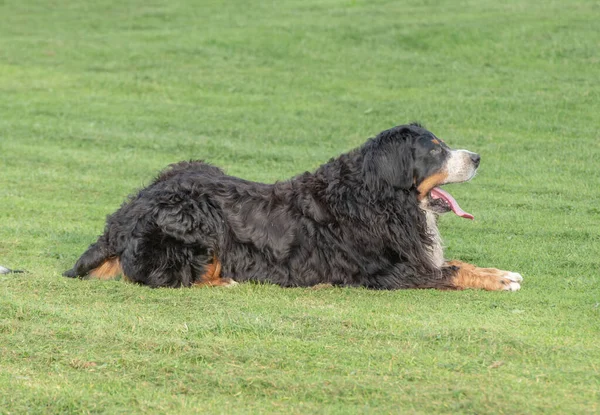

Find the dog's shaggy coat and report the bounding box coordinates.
[64,124,523,291]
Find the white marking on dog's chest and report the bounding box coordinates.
[425,211,444,268]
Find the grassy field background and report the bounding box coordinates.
[1,0,599,413]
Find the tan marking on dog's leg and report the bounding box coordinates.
[89,257,126,280]
[417,172,448,200]
[193,255,237,288]
[448,260,523,291]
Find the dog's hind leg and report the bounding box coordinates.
[117,235,216,288]
[118,235,235,288]
[192,254,237,288]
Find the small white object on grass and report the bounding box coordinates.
[0,265,24,274]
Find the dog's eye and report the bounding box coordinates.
[430,147,442,155]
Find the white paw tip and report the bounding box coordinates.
[504,281,521,291]
[506,272,523,282]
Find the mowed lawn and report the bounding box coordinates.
[1,0,599,413]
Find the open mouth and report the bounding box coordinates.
[430,187,474,220]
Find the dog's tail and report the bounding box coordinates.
[63,236,124,280]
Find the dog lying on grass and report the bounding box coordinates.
[64,123,523,290]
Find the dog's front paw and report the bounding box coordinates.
[501,271,523,291]
[447,260,524,291]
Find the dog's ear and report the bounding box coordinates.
[362,135,415,193]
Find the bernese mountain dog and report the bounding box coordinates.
[64,123,523,291]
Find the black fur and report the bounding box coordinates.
[64,124,462,289]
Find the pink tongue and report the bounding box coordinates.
[430,187,474,220]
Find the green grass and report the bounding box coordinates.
[1,0,599,413]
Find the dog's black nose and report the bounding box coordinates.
[470,153,481,167]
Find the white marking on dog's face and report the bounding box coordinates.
[444,150,479,184]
